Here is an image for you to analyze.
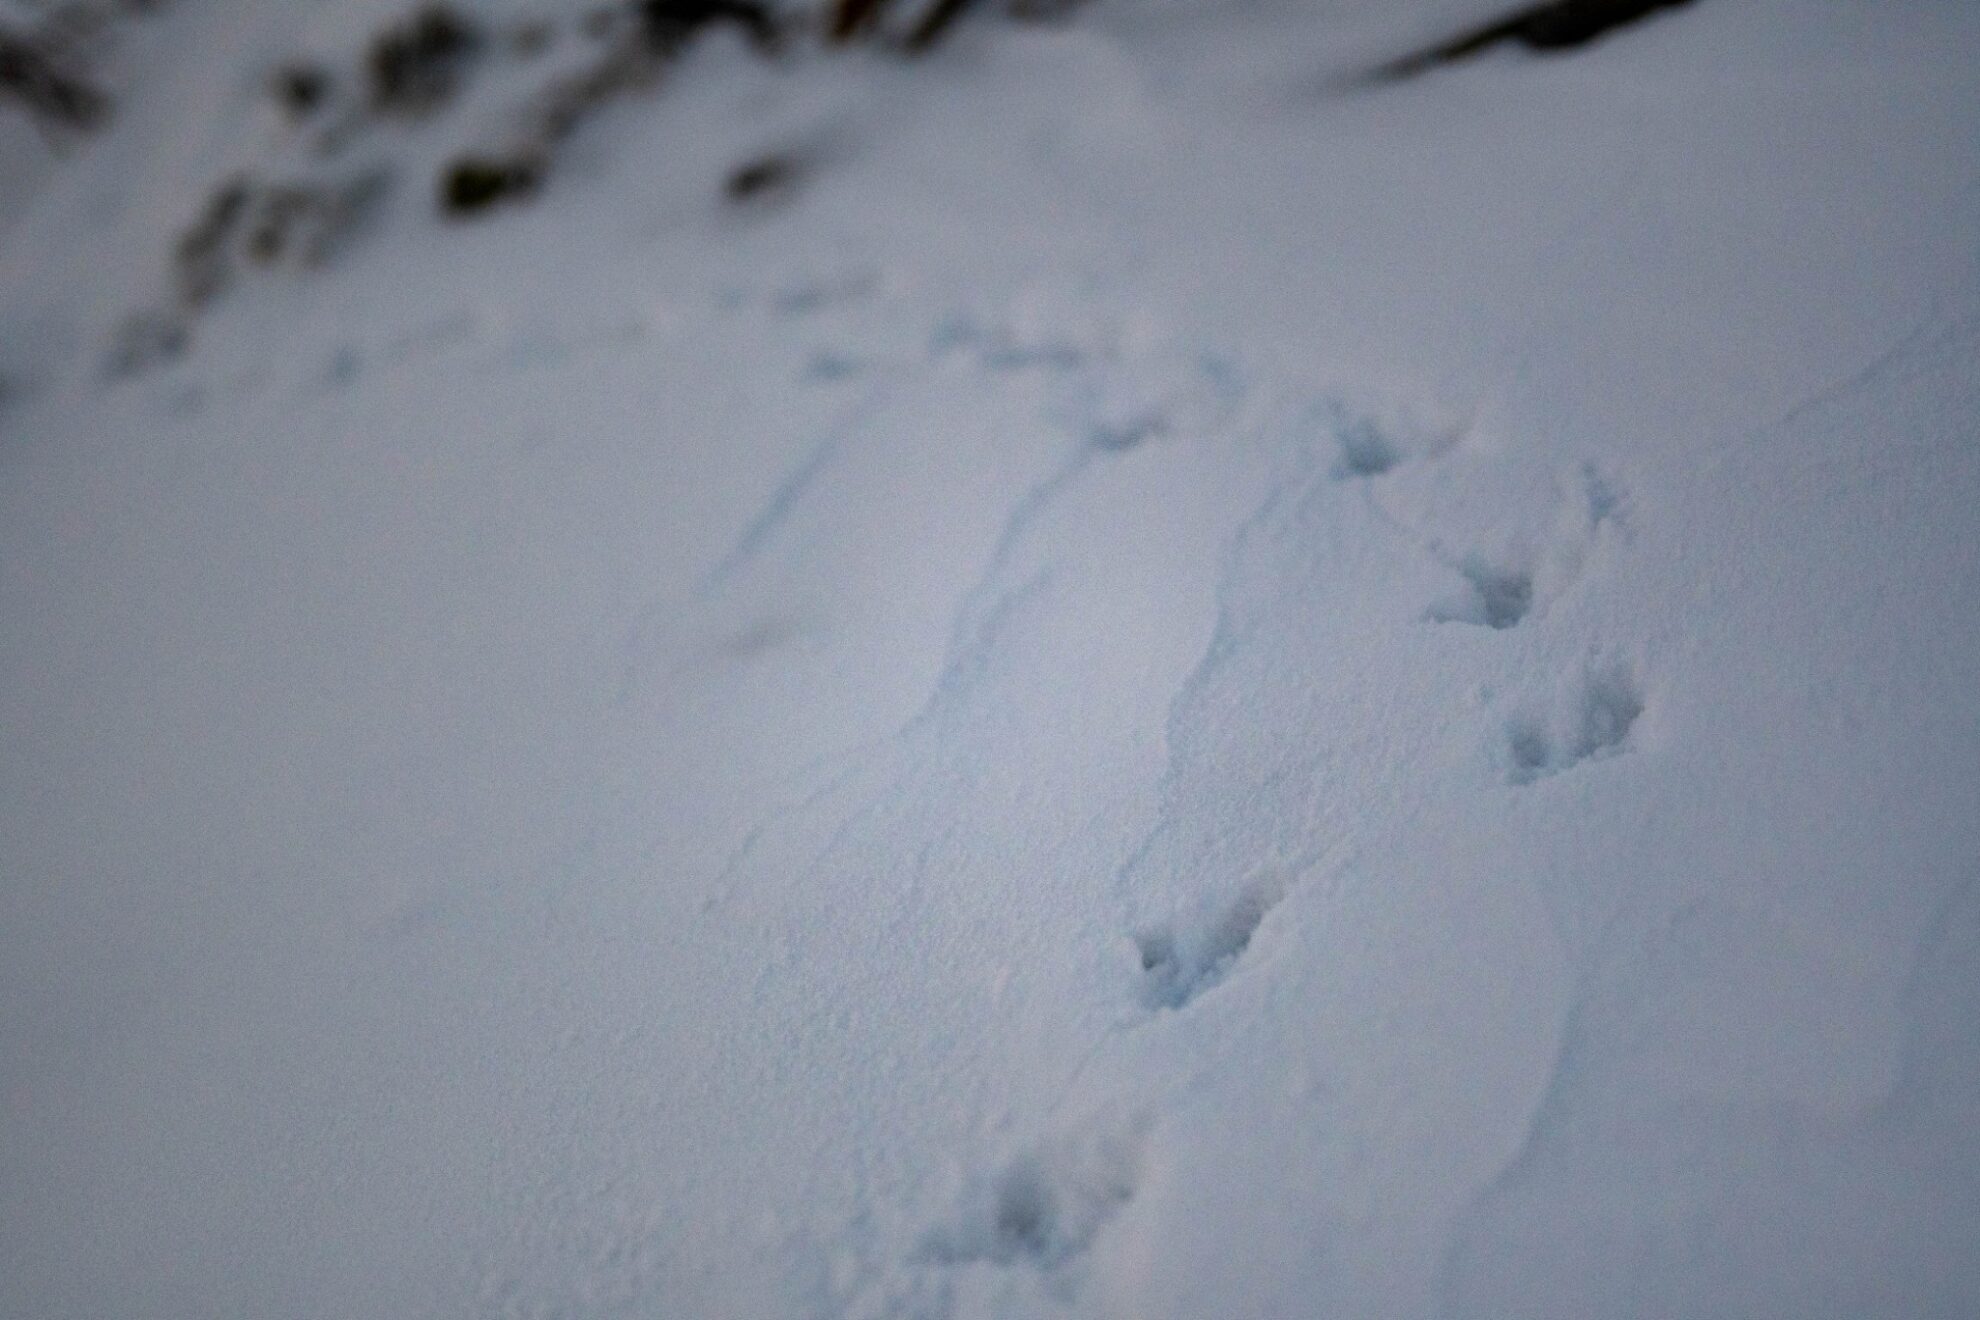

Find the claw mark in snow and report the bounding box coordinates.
[1074,352,1247,454]
[1136,867,1290,1010]
[1506,665,1645,784]
[1320,400,1463,480]
[1334,412,1404,477]
[1420,463,1627,630]
[1429,555,1536,629]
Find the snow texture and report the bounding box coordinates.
[2,1,1978,1316]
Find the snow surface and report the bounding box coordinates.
[2,1,1978,1316]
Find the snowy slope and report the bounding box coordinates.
[2,1,1978,1317]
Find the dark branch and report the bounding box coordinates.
[1371,0,1699,82]
[0,24,109,130]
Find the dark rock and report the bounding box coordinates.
[174,178,254,307]
[243,173,390,266]
[172,171,389,310]
[827,0,1065,54]
[271,62,331,119]
[725,154,798,205]
[826,0,891,43]
[440,154,542,217]
[903,0,978,52]
[637,0,780,55]
[368,4,482,116]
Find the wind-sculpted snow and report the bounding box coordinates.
[2,1,1979,1317]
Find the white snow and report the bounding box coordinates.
[2,1,1977,1316]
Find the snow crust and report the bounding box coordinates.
[3,2,1978,1316]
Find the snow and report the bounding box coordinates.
[2,1,1978,1316]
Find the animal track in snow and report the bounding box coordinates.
[927,308,1085,374]
[1070,352,1245,455]
[1421,463,1626,630]
[1335,412,1405,477]
[922,1114,1146,1273]
[770,268,879,317]
[1319,401,1464,480]
[1505,665,1645,784]
[801,348,863,383]
[1135,868,1288,1010]
[1429,554,1535,629]
[929,283,1123,375]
